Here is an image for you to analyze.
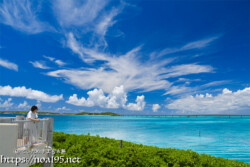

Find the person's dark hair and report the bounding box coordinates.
[31,105,38,112]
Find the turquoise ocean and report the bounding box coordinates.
[1,114,249,163]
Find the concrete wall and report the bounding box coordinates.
[0,122,50,167]
[0,123,19,167]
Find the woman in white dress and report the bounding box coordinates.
[24,106,40,144]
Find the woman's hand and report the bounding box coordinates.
[35,119,40,122]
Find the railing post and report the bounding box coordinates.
[47,118,54,148]
[42,118,54,167]
[16,116,25,139]
[0,117,13,123]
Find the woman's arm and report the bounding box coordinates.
[28,118,40,122]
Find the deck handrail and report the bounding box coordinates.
[13,118,49,123]
[12,118,50,148]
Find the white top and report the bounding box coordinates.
[27,111,38,120]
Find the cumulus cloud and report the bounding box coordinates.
[152,104,161,112]
[0,0,52,33]
[126,95,146,111]
[166,87,250,114]
[0,58,18,71]
[18,101,29,109]
[67,85,146,111]
[0,85,63,103]
[0,98,13,108]
[29,61,50,69]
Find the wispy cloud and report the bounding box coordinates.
[66,32,110,63]
[54,60,66,66]
[166,87,250,114]
[95,8,119,37]
[43,55,66,66]
[0,0,52,34]
[0,85,63,103]
[47,44,173,93]
[43,56,55,62]
[67,85,146,111]
[162,64,213,78]
[53,0,125,48]
[29,61,50,69]
[164,80,231,96]
[49,33,216,94]
[158,36,218,56]
[0,58,18,71]
[53,0,108,27]
[94,6,123,47]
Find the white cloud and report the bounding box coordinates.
[152,104,161,112]
[66,32,109,63]
[166,87,250,114]
[0,0,52,34]
[0,58,18,71]
[54,60,66,66]
[126,95,146,111]
[49,33,215,94]
[0,85,63,103]
[29,61,50,69]
[158,36,218,56]
[43,56,66,66]
[18,101,29,109]
[56,106,70,111]
[95,8,119,36]
[94,7,122,47]
[67,85,146,111]
[53,0,124,48]
[53,0,108,27]
[164,80,230,96]
[164,85,194,96]
[162,64,213,78]
[43,56,55,61]
[36,100,42,108]
[0,98,13,108]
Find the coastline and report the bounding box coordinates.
[1,111,250,117]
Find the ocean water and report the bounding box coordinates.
[1,114,250,163]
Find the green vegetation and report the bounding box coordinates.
[0,111,121,116]
[0,111,30,114]
[0,111,63,115]
[75,112,121,116]
[32,132,249,167]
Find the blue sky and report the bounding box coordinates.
[0,0,249,115]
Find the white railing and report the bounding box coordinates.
[12,119,49,148]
